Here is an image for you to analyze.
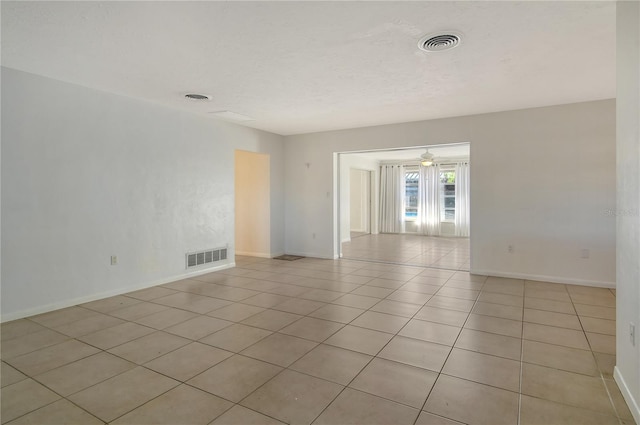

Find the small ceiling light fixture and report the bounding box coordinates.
[418,32,462,52]
[420,150,435,166]
[184,93,211,101]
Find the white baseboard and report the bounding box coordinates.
[470,268,615,288]
[235,250,272,258]
[614,366,640,424]
[1,262,236,323]
[284,251,336,260]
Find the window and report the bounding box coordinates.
[405,169,419,219]
[440,169,456,221]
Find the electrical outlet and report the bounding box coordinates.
[508,245,514,254]
[631,323,636,346]
[110,255,118,266]
[580,249,590,259]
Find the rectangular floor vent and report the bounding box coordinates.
[186,247,228,269]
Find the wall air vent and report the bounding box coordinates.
[186,247,228,269]
[418,32,462,52]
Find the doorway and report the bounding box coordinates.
[235,150,271,258]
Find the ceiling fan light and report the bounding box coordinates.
[421,159,433,166]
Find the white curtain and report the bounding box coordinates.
[379,165,405,233]
[418,164,441,236]
[455,161,470,237]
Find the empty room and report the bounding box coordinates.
[1,2,639,425]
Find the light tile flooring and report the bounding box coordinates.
[342,234,470,271]
[1,256,635,425]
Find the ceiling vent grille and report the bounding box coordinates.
[186,247,228,269]
[418,33,461,52]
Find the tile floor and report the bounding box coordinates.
[342,234,470,271]
[1,256,635,425]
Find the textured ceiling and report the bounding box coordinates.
[2,1,615,136]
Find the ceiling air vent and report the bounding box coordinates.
[418,33,462,52]
[184,93,211,101]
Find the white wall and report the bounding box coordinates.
[338,154,379,246]
[235,150,271,258]
[615,2,640,422]
[1,67,285,321]
[284,99,616,286]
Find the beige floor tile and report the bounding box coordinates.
[133,307,198,329]
[332,294,380,309]
[1,362,26,388]
[207,303,265,322]
[0,379,60,424]
[464,314,522,338]
[385,290,432,305]
[574,303,616,320]
[415,411,464,424]
[350,311,409,334]
[581,316,616,335]
[324,325,393,355]
[523,322,590,350]
[399,319,460,346]
[6,399,104,425]
[444,280,484,291]
[314,388,419,425]
[240,309,302,331]
[0,318,47,342]
[481,281,524,296]
[51,313,125,338]
[241,369,343,425]
[279,317,344,342]
[524,288,572,302]
[34,352,136,396]
[594,352,616,378]
[203,286,261,301]
[414,307,468,327]
[271,298,326,315]
[107,331,190,364]
[366,278,406,290]
[68,367,179,422]
[424,375,519,425]
[570,293,616,308]
[6,339,99,376]
[350,358,437,408]
[1,329,70,360]
[586,332,616,354]
[153,292,232,314]
[199,324,272,352]
[371,300,422,317]
[164,315,233,340]
[108,302,169,321]
[144,342,232,381]
[241,333,318,367]
[125,286,178,301]
[299,289,344,302]
[523,308,581,330]
[210,405,285,425]
[477,292,523,307]
[522,340,598,376]
[81,295,141,314]
[426,296,475,312]
[111,384,232,425]
[351,285,395,299]
[241,293,292,308]
[472,301,522,321]
[290,344,372,385]
[436,287,480,301]
[442,348,520,392]
[78,321,155,349]
[520,395,619,425]
[450,272,486,283]
[521,363,615,415]
[399,282,441,295]
[378,336,451,372]
[604,379,636,420]
[28,307,97,330]
[524,297,575,314]
[454,329,521,360]
[187,355,282,402]
[309,304,365,323]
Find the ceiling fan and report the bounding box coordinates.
[420,150,435,166]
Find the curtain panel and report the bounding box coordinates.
[455,162,470,236]
[379,164,405,233]
[418,164,441,236]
